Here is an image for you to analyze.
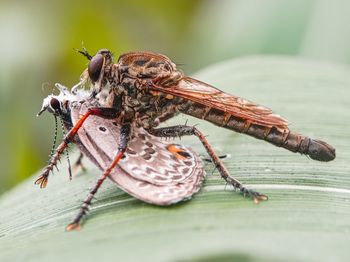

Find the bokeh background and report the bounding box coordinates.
[1,0,350,194]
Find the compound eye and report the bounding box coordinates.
[88,53,104,82]
[50,97,62,114]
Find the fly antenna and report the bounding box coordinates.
[74,42,92,60]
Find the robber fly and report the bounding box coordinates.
[74,49,335,163]
[36,49,335,230]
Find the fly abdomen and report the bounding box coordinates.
[227,116,335,161]
[178,101,335,162]
[260,127,336,162]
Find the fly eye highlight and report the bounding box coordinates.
[88,54,104,82]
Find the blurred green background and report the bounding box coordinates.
[1,0,350,194]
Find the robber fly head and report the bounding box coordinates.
[76,48,116,97]
[77,48,114,83]
[88,49,114,83]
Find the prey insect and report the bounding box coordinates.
[36,48,335,230]
[36,84,266,230]
[37,84,206,230]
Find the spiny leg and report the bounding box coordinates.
[148,125,268,203]
[35,107,119,188]
[66,123,131,231]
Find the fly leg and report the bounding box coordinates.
[148,125,268,203]
[66,123,131,231]
[35,107,119,188]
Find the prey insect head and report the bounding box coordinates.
[37,95,65,117]
[37,83,74,117]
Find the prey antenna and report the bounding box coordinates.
[60,118,72,180]
[49,116,59,160]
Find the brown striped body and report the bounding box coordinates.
[178,100,335,161]
[77,49,336,162]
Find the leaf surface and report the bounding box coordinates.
[0,56,349,262]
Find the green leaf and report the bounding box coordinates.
[0,56,349,262]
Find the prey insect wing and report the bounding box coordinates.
[70,100,205,205]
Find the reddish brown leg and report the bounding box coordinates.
[148,125,268,203]
[35,107,119,188]
[66,124,131,231]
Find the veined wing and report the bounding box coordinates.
[151,77,289,129]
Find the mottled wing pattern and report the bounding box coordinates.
[152,77,289,129]
[120,131,199,185]
[70,101,205,205]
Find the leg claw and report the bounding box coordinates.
[240,187,268,204]
[66,223,81,231]
[34,175,48,188]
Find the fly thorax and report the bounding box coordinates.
[107,64,119,86]
[124,95,142,108]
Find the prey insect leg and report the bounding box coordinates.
[35,107,119,188]
[73,152,86,173]
[66,123,131,231]
[148,125,268,203]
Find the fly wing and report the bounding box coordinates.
[70,101,205,205]
[151,77,288,129]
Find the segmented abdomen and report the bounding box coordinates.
[178,101,335,161]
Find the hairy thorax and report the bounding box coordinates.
[99,51,184,128]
